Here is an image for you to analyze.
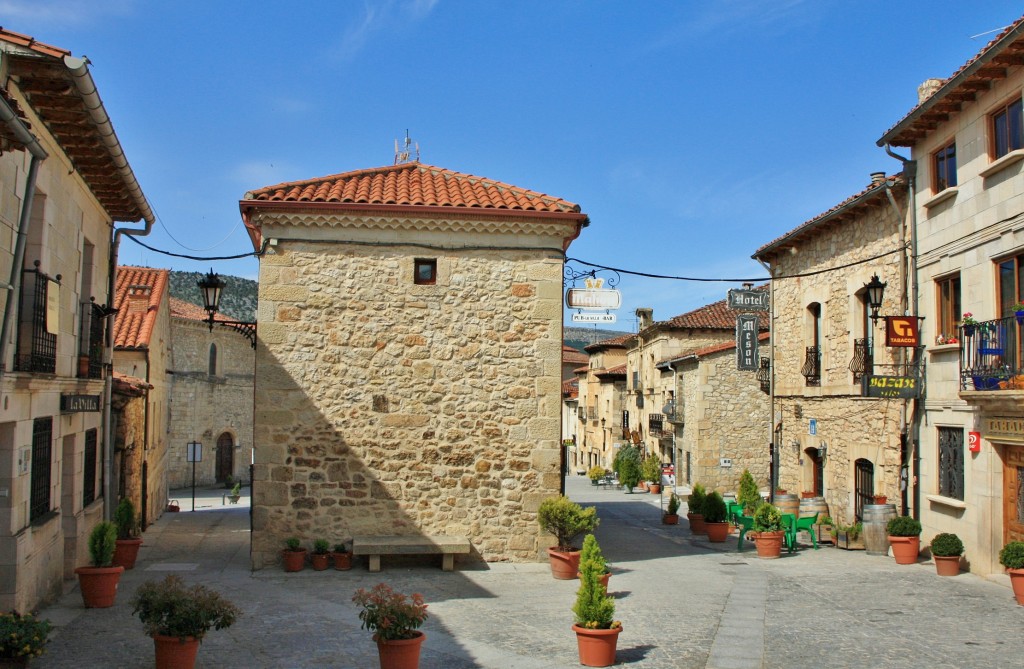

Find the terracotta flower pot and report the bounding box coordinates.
[74,565,124,608]
[663,513,679,525]
[687,513,706,535]
[332,551,353,570]
[874,495,888,504]
[705,522,729,543]
[648,483,661,494]
[1008,568,1024,605]
[934,555,961,576]
[311,553,330,571]
[546,547,581,579]
[282,548,307,572]
[113,537,144,569]
[754,530,785,559]
[153,634,200,669]
[573,624,621,668]
[375,631,426,669]
[888,535,920,564]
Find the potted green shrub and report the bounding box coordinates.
[572,534,621,667]
[537,495,599,579]
[930,532,963,576]
[614,445,642,492]
[587,466,606,486]
[663,493,681,525]
[752,503,784,559]
[311,539,331,571]
[575,533,611,588]
[641,454,662,494]
[112,497,143,569]
[227,482,242,504]
[687,484,707,535]
[703,491,729,542]
[131,574,240,669]
[999,540,1024,605]
[0,611,51,663]
[736,469,761,515]
[332,541,353,571]
[74,520,124,608]
[282,537,307,572]
[886,516,922,564]
[353,583,429,669]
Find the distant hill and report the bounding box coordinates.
[564,326,631,352]
[169,271,257,321]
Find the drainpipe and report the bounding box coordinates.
[885,145,919,519]
[0,95,48,381]
[755,258,775,500]
[62,54,157,520]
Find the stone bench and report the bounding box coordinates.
[351,535,471,572]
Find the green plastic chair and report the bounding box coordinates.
[735,515,755,551]
[780,513,798,553]
[793,512,819,549]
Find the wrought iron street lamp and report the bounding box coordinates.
[864,274,887,322]
[197,269,257,348]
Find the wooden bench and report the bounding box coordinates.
[352,535,471,572]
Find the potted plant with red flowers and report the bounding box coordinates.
[537,495,599,579]
[353,583,428,669]
[131,574,240,669]
[572,535,621,667]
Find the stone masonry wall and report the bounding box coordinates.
[251,243,564,568]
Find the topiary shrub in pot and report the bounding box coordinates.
[572,534,621,667]
[999,541,1024,605]
[736,469,761,515]
[702,491,729,542]
[930,533,964,576]
[587,466,606,485]
[687,484,707,535]
[311,539,331,571]
[886,516,922,564]
[75,520,124,608]
[537,496,599,579]
[575,533,612,590]
[282,537,307,573]
[752,503,784,559]
[663,493,681,525]
[332,541,353,571]
[112,497,143,569]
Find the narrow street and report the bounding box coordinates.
[34,478,1024,668]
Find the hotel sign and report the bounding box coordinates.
[885,316,920,347]
[60,394,100,413]
[566,277,622,311]
[983,416,1024,444]
[727,289,769,311]
[736,314,759,371]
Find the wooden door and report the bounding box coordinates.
[1004,445,1024,544]
[216,433,234,483]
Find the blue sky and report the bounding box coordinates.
[7,1,1024,331]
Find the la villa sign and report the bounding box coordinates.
[566,277,622,324]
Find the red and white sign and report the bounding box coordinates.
[968,431,981,453]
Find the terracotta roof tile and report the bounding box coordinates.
[562,345,588,365]
[584,333,634,352]
[651,297,769,332]
[561,378,579,398]
[879,15,1024,146]
[113,267,168,350]
[0,27,70,58]
[245,162,582,214]
[596,364,627,377]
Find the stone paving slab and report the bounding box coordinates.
[30,479,1024,668]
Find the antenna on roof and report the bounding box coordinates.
[394,130,420,165]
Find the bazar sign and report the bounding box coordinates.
[885,316,920,347]
[861,375,919,399]
[727,289,769,311]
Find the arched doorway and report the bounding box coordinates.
[854,458,874,521]
[216,432,234,484]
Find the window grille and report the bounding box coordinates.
[16,265,58,373]
[31,417,53,522]
[801,346,821,386]
[83,428,98,506]
[938,426,964,500]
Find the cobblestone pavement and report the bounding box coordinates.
[33,478,1024,668]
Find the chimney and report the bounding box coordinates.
[917,78,944,104]
[870,172,887,186]
[636,307,653,331]
[126,285,151,315]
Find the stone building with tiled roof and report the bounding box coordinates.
[874,14,1024,575]
[0,28,154,612]
[111,267,172,528]
[574,335,633,473]
[240,161,588,569]
[165,297,254,490]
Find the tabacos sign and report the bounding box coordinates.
[566,277,622,310]
[885,316,919,347]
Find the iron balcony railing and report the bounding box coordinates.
[78,301,107,379]
[800,346,821,386]
[960,315,1022,391]
[648,413,665,437]
[15,263,58,374]
[849,338,873,383]
[756,356,771,394]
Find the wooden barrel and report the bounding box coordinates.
[799,496,829,521]
[863,504,897,555]
[774,493,799,519]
